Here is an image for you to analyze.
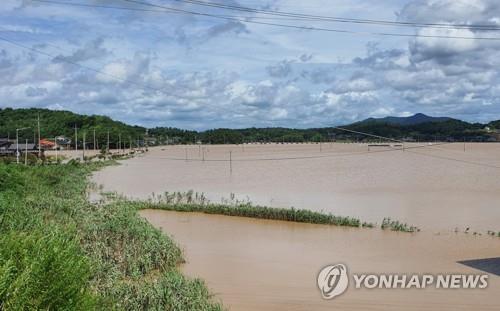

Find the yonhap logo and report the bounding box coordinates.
[317,264,349,299]
[317,263,489,301]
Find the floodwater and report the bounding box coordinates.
[140,209,500,311]
[93,143,500,231]
[91,143,500,310]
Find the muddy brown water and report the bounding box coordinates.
[92,143,500,310]
[141,210,500,311]
[93,143,500,231]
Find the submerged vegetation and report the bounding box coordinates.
[0,162,222,310]
[129,191,413,232]
[138,190,368,228]
[381,218,420,233]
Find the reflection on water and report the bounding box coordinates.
[141,210,500,311]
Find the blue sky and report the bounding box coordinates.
[1,0,500,129]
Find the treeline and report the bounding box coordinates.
[152,120,498,144]
[0,108,146,148]
[1,108,498,145]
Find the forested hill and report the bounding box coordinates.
[0,108,146,146]
[1,108,498,145]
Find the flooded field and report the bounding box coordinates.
[93,143,500,310]
[141,209,500,311]
[94,143,500,231]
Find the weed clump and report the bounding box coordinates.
[381,218,420,233]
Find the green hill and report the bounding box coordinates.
[0,108,146,148]
[1,108,497,145]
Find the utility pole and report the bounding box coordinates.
[25,139,28,166]
[16,127,30,165]
[83,132,86,160]
[119,133,122,153]
[74,124,78,152]
[16,130,19,164]
[37,113,41,158]
[93,129,96,151]
[55,136,58,162]
[229,151,233,174]
[107,131,110,154]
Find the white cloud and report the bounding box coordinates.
[0,0,499,128]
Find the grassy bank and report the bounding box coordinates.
[0,163,222,310]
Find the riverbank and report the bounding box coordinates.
[0,162,223,310]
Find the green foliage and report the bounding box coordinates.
[0,229,98,310]
[0,108,145,148]
[0,162,223,310]
[134,191,365,228]
[381,218,420,233]
[2,108,498,146]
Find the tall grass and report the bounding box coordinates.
[140,191,368,228]
[0,162,223,310]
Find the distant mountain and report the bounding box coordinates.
[356,113,453,126]
[489,120,500,129]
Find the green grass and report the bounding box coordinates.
[0,162,223,310]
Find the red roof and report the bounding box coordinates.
[40,139,55,147]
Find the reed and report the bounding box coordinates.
[140,191,371,228]
[381,218,420,233]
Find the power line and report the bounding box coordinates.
[333,127,500,169]
[31,0,500,32]
[406,149,500,170]
[166,0,500,31]
[121,0,500,40]
[25,0,361,23]
[333,127,403,143]
[31,0,500,40]
[146,142,451,162]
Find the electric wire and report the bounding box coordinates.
[167,0,500,31]
[29,0,500,40]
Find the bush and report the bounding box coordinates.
[0,229,99,310]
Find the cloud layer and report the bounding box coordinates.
[0,0,499,129]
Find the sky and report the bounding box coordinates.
[1,0,500,129]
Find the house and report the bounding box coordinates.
[0,139,42,157]
[55,136,72,150]
[0,139,12,149]
[40,139,56,149]
[7,143,39,154]
[0,139,14,155]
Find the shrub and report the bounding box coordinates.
[0,229,99,310]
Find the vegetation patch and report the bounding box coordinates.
[132,191,373,228]
[381,217,420,233]
[0,162,223,310]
